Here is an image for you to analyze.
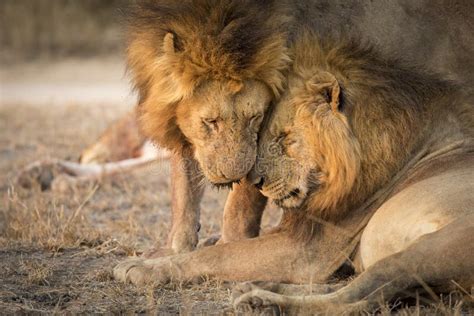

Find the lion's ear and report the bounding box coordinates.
[163,32,182,55]
[326,79,341,113]
[307,72,341,113]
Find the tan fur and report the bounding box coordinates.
[113,33,473,312]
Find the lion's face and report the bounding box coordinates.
[127,2,290,186]
[253,84,318,209]
[253,72,360,211]
[176,79,272,185]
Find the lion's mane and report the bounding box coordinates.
[125,0,291,151]
[281,32,469,239]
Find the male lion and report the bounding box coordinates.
[122,0,291,254]
[232,32,474,313]
[114,32,473,312]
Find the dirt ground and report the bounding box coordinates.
[0,68,473,313]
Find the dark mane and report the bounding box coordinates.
[125,0,289,75]
[293,32,459,114]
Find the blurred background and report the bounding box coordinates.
[0,0,127,62]
[0,0,133,105]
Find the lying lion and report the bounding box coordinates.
[114,32,474,312]
[233,32,474,313]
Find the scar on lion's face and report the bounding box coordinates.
[176,79,272,185]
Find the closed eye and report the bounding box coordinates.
[284,137,297,147]
[203,118,217,124]
[202,117,219,131]
[250,114,264,130]
[250,114,263,124]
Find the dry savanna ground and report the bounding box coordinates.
[0,103,472,314]
[0,103,280,314]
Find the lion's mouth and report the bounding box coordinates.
[210,179,240,190]
[274,188,304,209]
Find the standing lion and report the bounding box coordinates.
[120,0,292,255]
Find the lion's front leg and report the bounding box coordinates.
[144,149,204,258]
[114,257,176,286]
[232,281,349,314]
[166,149,205,253]
[114,231,316,286]
[233,288,367,315]
[220,178,267,244]
[232,280,345,300]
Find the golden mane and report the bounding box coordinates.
[281,32,464,238]
[126,0,291,150]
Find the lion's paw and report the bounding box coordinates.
[197,234,221,248]
[232,281,280,302]
[141,247,175,259]
[113,258,170,286]
[233,289,281,316]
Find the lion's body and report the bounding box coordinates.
[233,167,474,312]
[359,156,473,270]
[231,33,474,311]
[79,111,146,164]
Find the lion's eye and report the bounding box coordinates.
[249,114,263,129]
[281,134,298,157]
[202,118,219,131]
[323,88,331,103]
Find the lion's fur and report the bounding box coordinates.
[126,0,291,151]
[271,32,472,239]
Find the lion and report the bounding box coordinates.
[231,32,474,312]
[16,0,292,253]
[119,0,293,254]
[113,31,473,312]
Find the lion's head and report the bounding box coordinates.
[126,0,290,184]
[252,32,445,222]
[253,71,360,214]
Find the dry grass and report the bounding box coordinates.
[0,103,472,314]
[0,103,236,313]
